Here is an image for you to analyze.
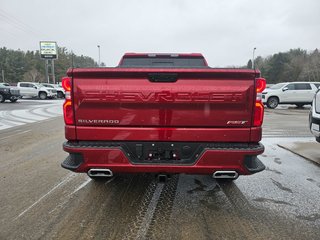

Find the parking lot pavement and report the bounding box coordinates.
[263,105,320,166]
[0,99,63,131]
[0,104,320,239]
[278,139,320,165]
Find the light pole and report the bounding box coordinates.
[252,47,256,69]
[97,45,101,67]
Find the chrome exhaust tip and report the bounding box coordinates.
[213,171,238,179]
[88,168,113,177]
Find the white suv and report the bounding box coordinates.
[17,82,57,99]
[309,88,320,142]
[262,82,320,109]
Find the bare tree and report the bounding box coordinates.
[23,68,43,82]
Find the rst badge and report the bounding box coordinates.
[227,121,248,125]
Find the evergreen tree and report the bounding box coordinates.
[0,47,98,83]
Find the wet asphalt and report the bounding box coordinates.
[0,103,319,240]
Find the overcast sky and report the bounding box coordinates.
[1,0,319,67]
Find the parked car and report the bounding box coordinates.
[42,83,65,98]
[17,82,57,99]
[309,87,320,142]
[262,82,320,109]
[0,83,21,103]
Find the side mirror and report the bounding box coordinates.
[33,86,38,89]
[282,87,288,92]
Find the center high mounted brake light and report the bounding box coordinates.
[62,77,74,125]
[254,78,266,127]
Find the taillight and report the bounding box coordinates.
[62,77,74,125]
[254,78,266,127]
[62,77,71,92]
[256,78,266,93]
[254,102,264,126]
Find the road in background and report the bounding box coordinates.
[0,105,319,240]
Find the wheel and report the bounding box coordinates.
[0,94,5,103]
[316,137,320,143]
[267,97,279,109]
[39,92,47,100]
[10,98,18,103]
[296,104,304,108]
[57,91,64,98]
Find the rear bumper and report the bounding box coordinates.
[8,94,20,100]
[310,117,320,137]
[2,92,19,100]
[310,111,320,138]
[62,141,265,175]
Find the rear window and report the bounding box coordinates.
[120,57,207,68]
[270,83,286,89]
[294,83,311,90]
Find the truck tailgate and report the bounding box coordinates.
[71,69,257,141]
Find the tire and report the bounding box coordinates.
[0,94,5,103]
[316,137,320,143]
[10,98,18,103]
[296,104,304,108]
[57,91,64,98]
[39,92,47,100]
[267,97,279,109]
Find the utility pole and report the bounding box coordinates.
[2,70,4,82]
[52,60,56,84]
[97,45,101,67]
[252,47,257,70]
[45,60,49,83]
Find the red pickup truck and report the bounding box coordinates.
[61,53,266,181]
